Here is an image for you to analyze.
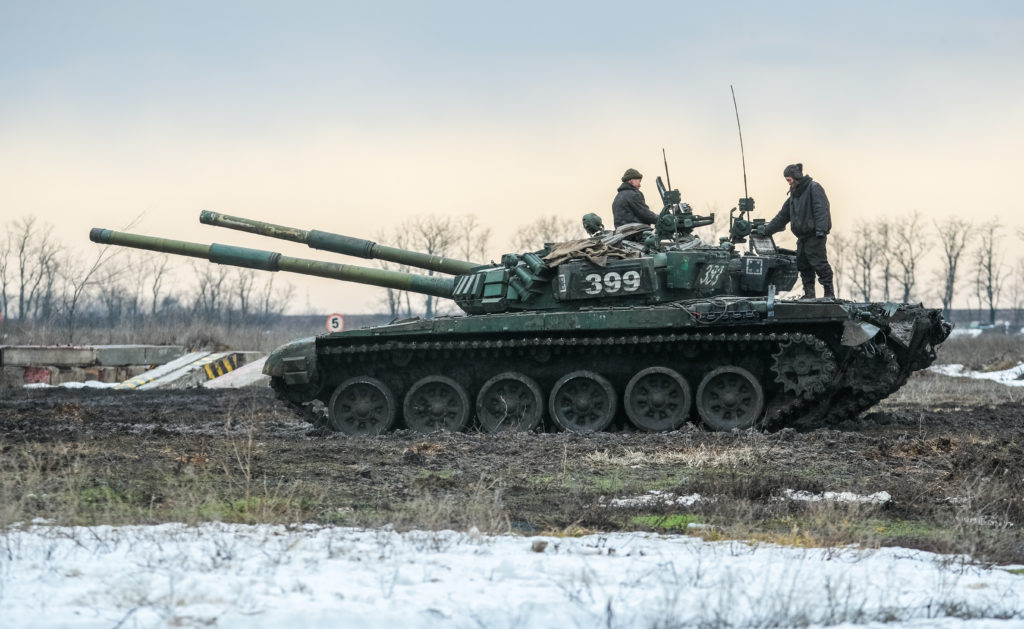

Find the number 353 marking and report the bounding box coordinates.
[698,264,726,287]
[583,270,642,295]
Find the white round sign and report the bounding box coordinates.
[326,313,345,333]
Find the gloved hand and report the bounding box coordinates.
[756,225,768,237]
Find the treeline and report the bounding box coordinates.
[3,212,1023,341]
[0,216,295,343]
[828,213,1024,325]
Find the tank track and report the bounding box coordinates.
[271,328,914,433]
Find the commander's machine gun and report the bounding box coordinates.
[647,176,716,249]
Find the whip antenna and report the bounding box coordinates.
[662,147,672,191]
[730,85,748,199]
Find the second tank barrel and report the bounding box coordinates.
[89,228,456,298]
[199,210,481,275]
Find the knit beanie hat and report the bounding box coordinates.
[783,163,803,178]
[621,168,643,182]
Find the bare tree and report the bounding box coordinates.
[192,263,231,321]
[142,253,173,316]
[874,220,894,301]
[95,265,132,328]
[890,210,931,303]
[257,274,294,318]
[0,232,10,321]
[60,243,122,343]
[1007,258,1024,328]
[233,268,257,319]
[456,214,493,263]
[934,217,971,320]
[510,215,579,252]
[973,220,1006,325]
[9,216,61,321]
[374,227,414,319]
[829,233,849,299]
[410,215,457,319]
[849,222,880,301]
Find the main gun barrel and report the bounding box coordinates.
[89,228,455,299]
[199,210,481,275]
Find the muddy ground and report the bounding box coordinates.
[1,383,1021,563]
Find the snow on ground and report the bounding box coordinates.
[949,329,985,338]
[1,523,1021,628]
[23,379,119,390]
[929,362,1024,386]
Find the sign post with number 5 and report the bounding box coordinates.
[326,313,345,333]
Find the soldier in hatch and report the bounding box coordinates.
[612,168,661,228]
[582,213,609,237]
[759,163,834,299]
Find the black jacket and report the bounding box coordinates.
[765,176,831,238]
[612,182,660,228]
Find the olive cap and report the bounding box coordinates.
[621,168,643,182]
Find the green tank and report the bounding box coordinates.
[89,182,950,435]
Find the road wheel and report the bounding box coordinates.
[328,376,396,435]
[696,366,765,431]
[476,372,544,433]
[624,367,691,432]
[548,370,616,433]
[403,375,471,433]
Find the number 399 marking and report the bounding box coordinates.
[583,270,642,295]
[698,264,726,287]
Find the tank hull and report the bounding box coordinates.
[266,298,951,433]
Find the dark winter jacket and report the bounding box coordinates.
[612,182,660,228]
[765,176,832,238]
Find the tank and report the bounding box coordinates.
[89,182,951,435]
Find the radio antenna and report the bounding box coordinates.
[661,147,672,191]
[730,85,748,199]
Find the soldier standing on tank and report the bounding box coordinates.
[760,163,834,299]
[612,168,661,228]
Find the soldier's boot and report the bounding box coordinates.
[822,280,835,299]
[800,281,816,300]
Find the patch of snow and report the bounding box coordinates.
[602,491,704,508]
[930,362,1024,386]
[783,489,892,504]
[948,328,984,338]
[24,380,120,389]
[1,523,1021,628]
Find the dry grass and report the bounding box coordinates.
[882,370,1022,407]
[936,334,1024,370]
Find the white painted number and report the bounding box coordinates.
[622,270,641,292]
[582,270,643,295]
[699,264,725,287]
[326,313,345,332]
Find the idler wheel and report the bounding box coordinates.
[548,370,617,433]
[403,375,470,433]
[476,372,544,433]
[696,366,765,431]
[328,376,396,435]
[624,367,692,432]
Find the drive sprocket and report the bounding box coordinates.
[771,334,837,400]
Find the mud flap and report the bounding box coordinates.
[841,321,880,347]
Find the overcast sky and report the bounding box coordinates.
[2,1,1022,313]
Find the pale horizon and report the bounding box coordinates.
[3,2,1022,314]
